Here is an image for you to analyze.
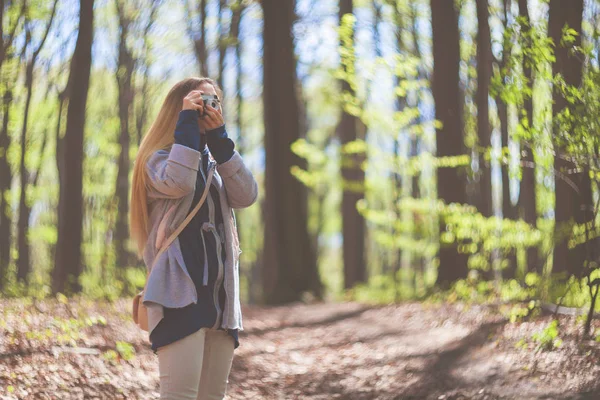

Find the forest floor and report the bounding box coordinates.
[1,297,599,400]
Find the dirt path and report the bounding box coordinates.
[1,299,599,399]
[228,302,599,399]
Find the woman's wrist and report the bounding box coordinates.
[206,124,235,164]
[174,110,201,151]
[205,124,226,136]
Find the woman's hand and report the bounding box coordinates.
[199,102,224,133]
[182,90,205,113]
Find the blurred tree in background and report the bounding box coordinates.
[52,0,93,295]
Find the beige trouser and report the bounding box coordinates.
[157,327,235,400]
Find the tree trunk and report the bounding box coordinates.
[16,1,57,284]
[232,4,244,150]
[184,0,209,76]
[409,1,426,292]
[475,0,492,219]
[52,89,67,273]
[261,0,322,304]
[497,0,518,278]
[114,0,135,290]
[498,97,519,278]
[338,0,367,290]
[549,0,588,278]
[135,69,150,146]
[517,0,538,276]
[197,0,209,76]
[0,0,12,289]
[475,0,495,281]
[431,0,468,287]
[0,88,13,290]
[389,0,407,296]
[52,0,94,295]
[229,3,260,304]
[134,0,160,147]
[16,60,34,284]
[217,0,226,90]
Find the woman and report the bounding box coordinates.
[130,77,258,399]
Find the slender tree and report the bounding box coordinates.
[16,0,58,284]
[409,0,427,291]
[385,0,409,296]
[52,0,94,294]
[0,86,13,289]
[228,1,262,304]
[338,0,367,289]
[231,1,245,149]
[474,0,496,281]
[113,0,136,287]
[549,0,589,278]
[496,0,518,277]
[134,1,161,146]
[431,0,468,286]
[184,0,209,76]
[516,0,538,275]
[217,0,227,89]
[0,0,26,290]
[475,0,492,219]
[261,0,322,303]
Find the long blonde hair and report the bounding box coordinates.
[130,77,223,259]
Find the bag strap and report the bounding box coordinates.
[143,161,216,290]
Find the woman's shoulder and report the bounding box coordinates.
[147,144,201,170]
[145,146,172,168]
[150,145,172,158]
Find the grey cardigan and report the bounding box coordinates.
[141,143,258,335]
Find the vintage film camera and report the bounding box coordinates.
[198,94,220,117]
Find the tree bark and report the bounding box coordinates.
[134,0,160,147]
[549,0,588,278]
[475,0,492,219]
[184,0,209,76]
[496,0,518,278]
[517,0,538,275]
[229,2,261,304]
[261,0,322,304]
[232,3,244,151]
[197,0,209,76]
[16,59,34,284]
[16,1,58,284]
[474,0,495,281]
[52,88,67,274]
[0,88,13,290]
[387,0,409,295]
[409,1,426,292]
[383,0,400,282]
[114,0,135,289]
[52,0,94,295]
[338,0,367,290]
[217,0,227,90]
[0,1,24,289]
[431,0,468,287]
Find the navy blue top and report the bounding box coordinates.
[149,109,239,355]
